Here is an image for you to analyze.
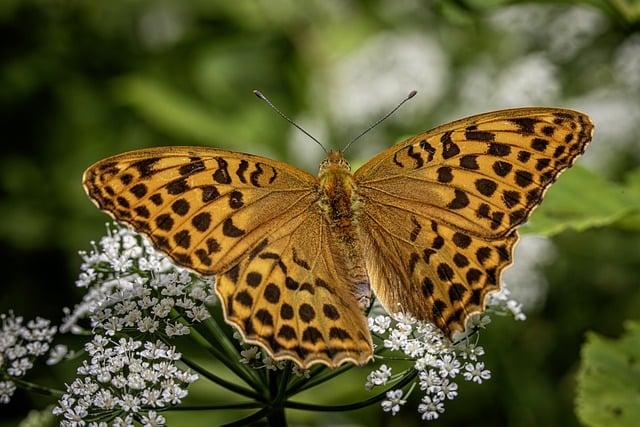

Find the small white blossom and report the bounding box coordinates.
[239,347,261,364]
[365,364,392,390]
[0,381,16,404]
[47,344,70,365]
[418,395,445,421]
[436,379,458,401]
[383,329,407,351]
[368,315,392,334]
[292,365,310,378]
[381,389,406,416]
[140,411,166,426]
[262,354,286,371]
[463,362,492,384]
[436,354,461,378]
[419,369,442,393]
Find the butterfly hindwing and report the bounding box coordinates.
[217,209,372,367]
[355,108,593,336]
[83,147,317,275]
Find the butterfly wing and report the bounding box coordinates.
[354,108,593,336]
[216,207,373,368]
[83,146,318,275]
[83,146,372,367]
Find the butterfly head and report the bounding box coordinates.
[319,150,351,175]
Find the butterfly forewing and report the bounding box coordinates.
[355,108,593,336]
[83,147,317,275]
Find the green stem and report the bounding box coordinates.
[12,378,64,398]
[285,369,417,412]
[161,402,263,411]
[179,354,264,401]
[284,365,325,395]
[266,368,289,427]
[287,363,353,396]
[276,364,291,401]
[222,407,269,427]
[186,322,263,393]
[199,317,266,392]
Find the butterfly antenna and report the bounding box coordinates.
[253,90,328,154]
[341,90,417,154]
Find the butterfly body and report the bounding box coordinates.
[83,107,593,368]
[317,151,372,307]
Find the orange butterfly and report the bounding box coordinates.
[83,96,593,368]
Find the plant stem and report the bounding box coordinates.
[179,354,264,401]
[287,363,352,396]
[222,407,270,427]
[199,317,266,392]
[186,322,264,393]
[12,378,64,398]
[162,402,263,411]
[266,368,288,427]
[284,369,417,412]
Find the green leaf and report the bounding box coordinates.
[523,166,633,236]
[575,321,640,427]
[615,169,640,231]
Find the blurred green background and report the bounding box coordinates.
[1,0,640,426]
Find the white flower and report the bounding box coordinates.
[381,389,406,416]
[292,365,310,378]
[365,364,392,390]
[239,347,261,364]
[262,354,286,371]
[0,381,16,404]
[418,369,442,393]
[457,342,485,362]
[140,411,166,426]
[402,339,425,358]
[436,354,461,378]
[436,379,458,401]
[368,315,392,334]
[47,344,70,365]
[165,322,190,337]
[418,395,445,421]
[383,329,407,351]
[463,362,491,384]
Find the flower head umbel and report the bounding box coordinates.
[365,284,525,421]
[0,313,57,404]
[62,223,215,337]
[53,335,196,425]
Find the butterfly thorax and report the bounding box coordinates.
[317,151,358,228]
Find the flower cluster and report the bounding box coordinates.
[62,223,215,337]
[53,335,197,426]
[367,285,523,422]
[0,313,57,404]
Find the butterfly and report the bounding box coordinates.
[83,106,593,368]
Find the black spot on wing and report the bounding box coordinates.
[250,162,264,187]
[213,157,231,184]
[236,160,249,183]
